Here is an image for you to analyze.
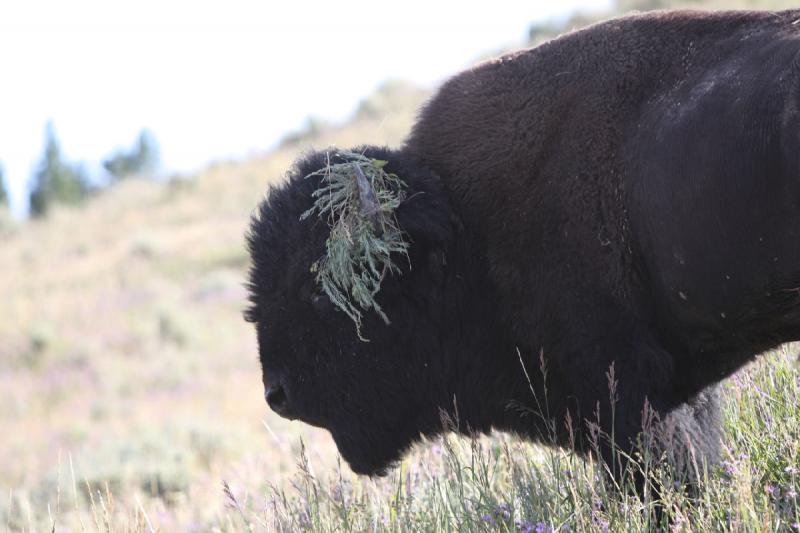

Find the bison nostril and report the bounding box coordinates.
[266,385,288,413]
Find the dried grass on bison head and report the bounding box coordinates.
[300,149,409,341]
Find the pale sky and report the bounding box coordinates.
[0,0,610,216]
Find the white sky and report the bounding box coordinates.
[0,0,610,216]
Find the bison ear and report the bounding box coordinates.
[392,168,456,280]
[349,147,455,275]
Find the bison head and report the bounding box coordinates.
[245,146,516,475]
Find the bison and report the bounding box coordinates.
[245,9,800,483]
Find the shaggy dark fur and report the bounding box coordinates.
[246,10,800,481]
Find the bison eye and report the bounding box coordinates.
[312,292,334,313]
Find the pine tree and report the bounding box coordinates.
[103,129,159,181]
[0,163,8,210]
[134,129,159,175]
[29,122,89,217]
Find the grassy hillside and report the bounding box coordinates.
[0,82,426,530]
[3,3,800,531]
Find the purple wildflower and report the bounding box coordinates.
[722,460,736,477]
[516,522,550,533]
[516,522,534,533]
[494,503,511,520]
[593,515,610,533]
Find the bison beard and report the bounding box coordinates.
[246,9,800,489]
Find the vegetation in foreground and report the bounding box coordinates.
[3,347,800,531]
[253,348,800,533]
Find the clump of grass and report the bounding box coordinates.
[300,149,409,340]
